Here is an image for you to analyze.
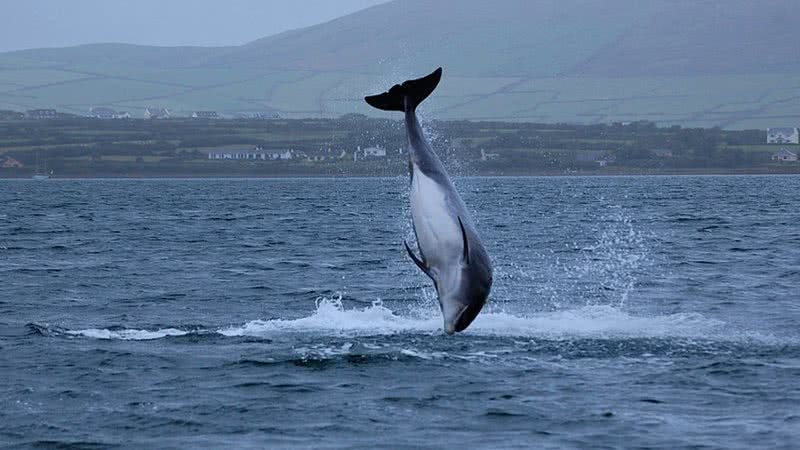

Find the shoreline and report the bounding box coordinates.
[3,117,798,180]
[2,167,799,180]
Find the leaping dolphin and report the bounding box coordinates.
[365,68,493,334]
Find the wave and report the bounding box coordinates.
[34,296,786,344]
[28,322,191,340]
[218,298,436,337]
[219,297,730,340]
[65,327,190,340]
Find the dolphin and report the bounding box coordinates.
[365,67,493,334]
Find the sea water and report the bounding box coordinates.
[1,176,798,449]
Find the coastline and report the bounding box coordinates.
[2,166,799,179]
[3,117,798,180]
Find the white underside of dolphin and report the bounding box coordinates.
[365,67,493,334]
[410,165,461,270]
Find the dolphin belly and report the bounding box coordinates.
[365,67,492,334]
[410,165,461,270]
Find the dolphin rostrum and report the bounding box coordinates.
[365,68,492,334]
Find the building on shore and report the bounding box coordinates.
[767,128,799,144]
[362,146,387,158]
[771,149,798,161]
[576,151,616,166]
[233,112,280,119]
[480,148,500,161]
[26,109,58,119]
[192,111,219,119]
[207,146,294,161]
[1,156,24,168]
[651,148,674,158]
[88,107,130,119]
[144,108,170,120]
[208,151,266,160]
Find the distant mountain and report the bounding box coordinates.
[214,0,800,77]
[1,0,798,128]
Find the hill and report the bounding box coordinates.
[0,0,798,128]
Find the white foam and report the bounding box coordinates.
[66,327,189,340]
[294,342,356,359]
[217,297,734,340]
[471,307,723,339]
[399,348,434,359]
[218,297,439,337]
[58,298,787,344]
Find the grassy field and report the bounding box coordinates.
[1,64,798,129]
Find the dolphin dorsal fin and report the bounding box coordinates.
[458,217,470,265]
[404,240,435,281]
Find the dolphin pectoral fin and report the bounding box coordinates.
[458,216,470,264]
[404,240,434,281]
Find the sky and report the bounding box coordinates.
[0,0,389,53]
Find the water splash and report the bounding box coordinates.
[220,295,431,336]
[572,208,653,308]
[220,296,731,340]
[35,294,788,345]
[489,203,654,314]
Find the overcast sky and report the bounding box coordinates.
[0,0,389,53]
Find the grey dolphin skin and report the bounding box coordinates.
[365,68,493,334]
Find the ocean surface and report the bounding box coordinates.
[1,176,798,449]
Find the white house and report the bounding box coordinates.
[233,111,279,119]
[576,151,616,166]
[1,156,23,168]
[208,148,293,161]
[269,150,293,160]
[89,107,129,119]
[26,109,57,119]
[767,128,799,144]
[145,108,170,119]
[480,148,499,161]
[209,145,264,160]
[362,146,387,158]
[771,149,798,161]
[192,111,219,119]
[208,151,266,160]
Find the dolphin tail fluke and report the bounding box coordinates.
[364,67,442,112]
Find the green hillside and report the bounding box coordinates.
[0,0,798,128]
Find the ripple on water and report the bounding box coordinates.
[4,177,800,448]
